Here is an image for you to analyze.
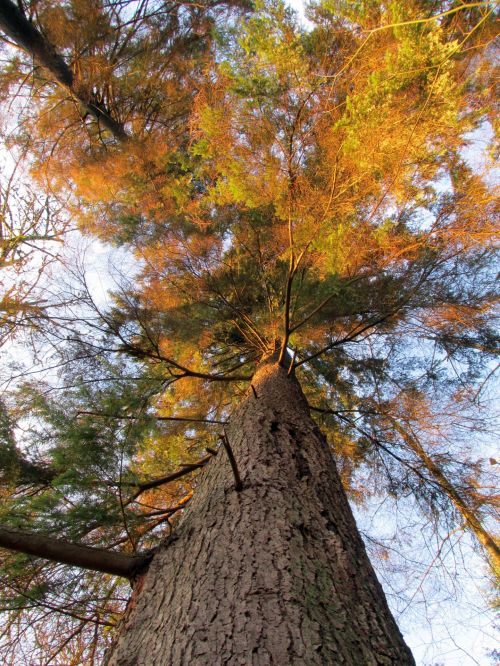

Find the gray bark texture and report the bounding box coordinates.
[106,357,415,665]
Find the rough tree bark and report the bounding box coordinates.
[106,356,415,665]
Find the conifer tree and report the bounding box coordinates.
[0,0,498,663]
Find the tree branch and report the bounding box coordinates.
[289,273,369,335]
[220,432,243,491]
[130,453,215,497]
[76,410,227,425]
[294,312,393,368]
[0,526,152,579]
[311,403,500,575]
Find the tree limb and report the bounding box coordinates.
[0,526,152,579]
[130,453,215,497]
[220,431,243,491]
[76,410,227,425]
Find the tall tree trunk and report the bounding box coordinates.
[107,357,415,665]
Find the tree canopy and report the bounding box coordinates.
[0,0,498,662]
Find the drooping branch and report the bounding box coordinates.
[289,273,370,336]
[84,336,252,382]
[0,399,58,489]
[293,261,439,369]
[0,446,57,489]
[0,0,128,140]
[0,525,152,579]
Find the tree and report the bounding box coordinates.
[0,0,498,663]
[0,152,68,345]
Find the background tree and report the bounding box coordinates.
[0,150,68,345]
[0,0,498,663]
